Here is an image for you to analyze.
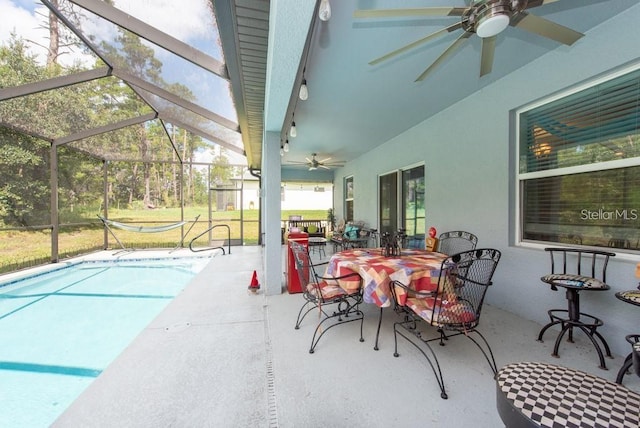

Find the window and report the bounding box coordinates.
[517,65,640,251]
[344,176,354,222]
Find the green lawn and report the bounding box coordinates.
[0,207,330,274]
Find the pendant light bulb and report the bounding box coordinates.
[319,0,331,21]
[290,121,297,138]
[283,140,290,153]
[299,79,308,101]
[280,146,284,156]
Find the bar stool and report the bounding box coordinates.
[536,248,615,369]
[615,288,640,384]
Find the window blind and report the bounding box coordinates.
[520,68,640,174]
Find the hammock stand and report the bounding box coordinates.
[98,214,200,253]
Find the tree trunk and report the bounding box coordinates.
[47,0,60,66]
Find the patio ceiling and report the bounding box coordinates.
[260,0,639,173]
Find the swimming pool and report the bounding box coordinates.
[0,256,211,428]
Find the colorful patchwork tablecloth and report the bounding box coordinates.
[326,248,448,307]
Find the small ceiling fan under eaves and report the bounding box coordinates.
[288,153,345,171]
[354,0,584,81]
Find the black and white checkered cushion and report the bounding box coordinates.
[497,362,640,428]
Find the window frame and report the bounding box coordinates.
[514,62,640,253]
[344,175,354,223]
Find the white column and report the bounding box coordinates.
[262,131,283,295]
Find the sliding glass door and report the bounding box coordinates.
[402,166,425,248]
[378,165,425,248]
[379,172,398,236]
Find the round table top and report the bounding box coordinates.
[497,361,640,428]
[616,289,640,307]
[541,273,610,291]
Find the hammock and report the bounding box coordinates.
[97,214,200,252]
[98,215,187,233]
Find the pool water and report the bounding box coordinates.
[0,257,210,428]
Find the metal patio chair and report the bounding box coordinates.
[437,230,478,255]
[290,240,365,353]
[391,248,502,399]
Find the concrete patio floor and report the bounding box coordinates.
[53,246,640,427]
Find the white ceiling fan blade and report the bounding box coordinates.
[415,31,472,82]
[369,22,463,66]
[511,12,583,46]
[354,7,466,19]
[319,157,332,163]
[305,157,312,163]
[319,165,330,170]
[479,36,496,77]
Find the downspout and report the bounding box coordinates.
[249,167,262,245]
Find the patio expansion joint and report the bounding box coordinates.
[263,302,279,428]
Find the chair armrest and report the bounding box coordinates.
[318,271,362,282]
[391,280,439,307]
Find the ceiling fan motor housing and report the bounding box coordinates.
[467,0,527,37]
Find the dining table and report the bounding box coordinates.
[325,247,449,350]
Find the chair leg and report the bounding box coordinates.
[294,301,315,329]
[464,331,498,375]
[295,300,331,330]
[616,353,634,384]
[309,308,364,353]
[537,309,567,342]
[552,321,611,369]
[393,321,448,399]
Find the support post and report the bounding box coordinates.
[263,131,282,295]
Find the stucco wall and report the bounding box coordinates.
[333,4,640,357]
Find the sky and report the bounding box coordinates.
[1,0,246,165]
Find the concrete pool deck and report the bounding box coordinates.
[53,246,640,427]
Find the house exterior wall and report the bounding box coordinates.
[332,4,640,357]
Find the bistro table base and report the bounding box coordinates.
[497,361,640,428]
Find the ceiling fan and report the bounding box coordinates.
[288,153,345,171]
[354,0,584,81]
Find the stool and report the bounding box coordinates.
[308,237,327,257]
[615,289,640,384]
[537,248,615,369]
[497,361,640,428]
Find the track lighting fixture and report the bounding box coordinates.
[319,0,331,21]
[299,79,308,101]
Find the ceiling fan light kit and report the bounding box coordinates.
[476,12,510,38]
[354,0,584,80]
